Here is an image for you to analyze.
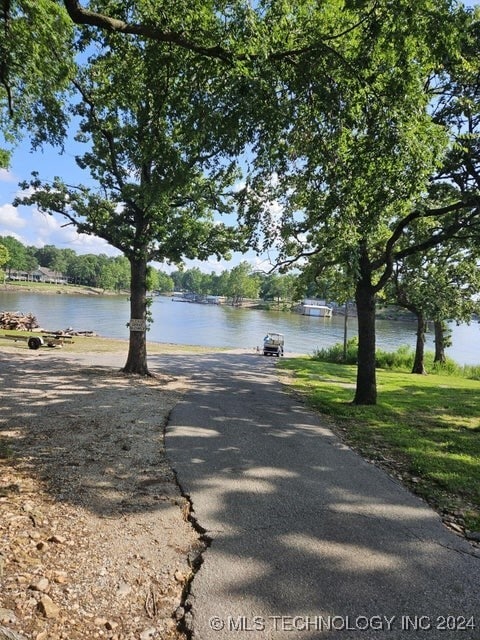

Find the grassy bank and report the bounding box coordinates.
[0,281,126,296]
[278,357,480,533]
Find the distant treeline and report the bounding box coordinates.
[0,236,316,302]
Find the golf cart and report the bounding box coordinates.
[263,332,284,357]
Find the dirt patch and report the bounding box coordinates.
[0,347,200,640]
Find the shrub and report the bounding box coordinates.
[375,344,414,370]
[314,341,480,381]
[313,337,358,364]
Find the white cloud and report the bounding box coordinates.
[0,168,16,183]
[23,209,119,256]
[64,230,120,256]
[0,203,27,229]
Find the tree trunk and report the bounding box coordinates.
[122,255,150,376]
[434,319,447,363]
[354,280,377,405]
[343,301,349,362]
[411,311,427,374]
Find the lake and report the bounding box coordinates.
[1,290,479,365]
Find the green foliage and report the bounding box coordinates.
[388,232,480,329]
[314,337,359,364]
[155,271,174,294]
[0,0,75,153]
[376,345,417,371]
[313,339,480,382]
[279,357,480,529]
[224,261,260,302]
[260,273,298,302]
[237,1,480,404]
[145,266,159,293]
[10,7,253,372]
[0,243,8,282]
[0,243,9,268]
[0,235,36,271]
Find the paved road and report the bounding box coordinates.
[162,351,480,640]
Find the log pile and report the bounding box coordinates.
[0,311,39,331]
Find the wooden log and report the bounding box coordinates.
[0,311,39,331]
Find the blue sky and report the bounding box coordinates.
[0,141,273,274]
[0,0,477,272]
[0,150,270,274]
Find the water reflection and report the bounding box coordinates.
[0,291,479,365]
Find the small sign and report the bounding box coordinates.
[129,318,146,332]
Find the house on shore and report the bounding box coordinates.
[299,298,333,318]
[8,267,68,285]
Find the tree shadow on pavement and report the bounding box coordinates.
[159,351,480,640]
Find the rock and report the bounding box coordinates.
[174,569,185,583]
[466,530,480,542]
[115,581,131,597]
[29,577,49,593]
[182,611,193,631]
[0,627,29,640]
[0,609,16,624]
[174,606,185,621]
[445,521,464,535]
[139,628,157,640]
[48,534,66,544]
[53,571,68,584]
[105,620,118,630]
[37,595,60,619]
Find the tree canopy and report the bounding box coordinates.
[13,5,250,374]
[2,0,480,389]
[238,0,480,403]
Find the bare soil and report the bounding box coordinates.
[0,344,201,640]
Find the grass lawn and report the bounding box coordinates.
[278,358,480,533]
[2,281,122,295]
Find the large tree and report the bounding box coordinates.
[0,0,76,165]
[15,19,245,375]
[0,0,241,164]
[390,239,480,374]
[0,235,36,272]
[238,0,480,404]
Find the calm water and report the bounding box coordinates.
[1,290,479,365]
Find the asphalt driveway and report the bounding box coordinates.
[163,351,480,640]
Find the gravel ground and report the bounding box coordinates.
[0,345,200,640]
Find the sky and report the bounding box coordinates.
[0,0,477,273]
[0,148,271,275]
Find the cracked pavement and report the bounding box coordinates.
[163,351,480,640]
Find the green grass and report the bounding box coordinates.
[3,281,123,295]
[314,338,480,380]
[278,357,480,531]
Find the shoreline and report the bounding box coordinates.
[0,283,127,296]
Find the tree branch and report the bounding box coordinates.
[371,199,480,293]
[0,0,13,117]
[62,0,375,75]
[62,0,234,62]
